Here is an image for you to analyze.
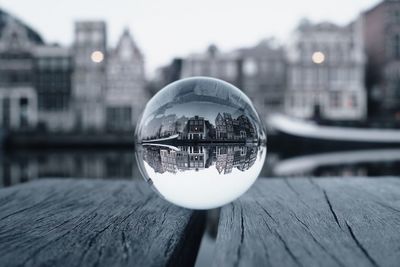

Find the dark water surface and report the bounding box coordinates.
[1,146,399,188]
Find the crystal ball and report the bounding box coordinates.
[135,77,266,209]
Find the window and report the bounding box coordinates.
[395,80,400,98]
[330,91,341,108]
[225,62,237,78]
[350,94,358,108]
[318,68,327,84]
[106,106,132,130]
[19,97,29,128]
[2,98,10,128]
[291,69,300,85]
[330,68,339,82]
[306,68,313,85]
[393,34,400,59]
[92,31,102,43]
[77,32,86,43]
[243,59,257,76]
[338,68,347,82]
[393,10,400,23]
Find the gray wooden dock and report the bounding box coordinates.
[1,178,400,267]
[0,179,205,267]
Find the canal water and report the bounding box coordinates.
[1,146,399,188]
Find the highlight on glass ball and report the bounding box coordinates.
[135,77,267,210]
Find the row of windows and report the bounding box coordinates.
[390,34,400,59]
[35,81,71,88]
[189,155,204,161]
[38,94,70,111]
[185,60,238,79]
[76,31,105,44]
[106,106,132,129]
[161,156,175,164]
[298,48,355,64]
[243,60,284,76]
[288,92,359,109]
[180,146,204,153]
[388,9,400,24]
[108,65,143,73]
[36,81,71,88]
[389,80,400,98]
[297,41,354,53]
[290,68,361,85]
[189,120,204,125]
[0,72,32,84]
[36,58,71,70]
[0,53,32,60]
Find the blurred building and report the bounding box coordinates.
[106,29,147,131]
[363,0,400,119]
[3,16,148,133]
[151,58,183,93]
[33,45,74,131]
[179,42,287,120]
[181,44,240,86]
[0,11,147,133]
[285,19,366,120]
[0,13,40,130]
[239,39,287,116]
[73,21,107,131]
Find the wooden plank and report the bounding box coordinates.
[214,178,400,267]
[0,179,205,267]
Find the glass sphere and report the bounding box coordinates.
[135,77,266,209]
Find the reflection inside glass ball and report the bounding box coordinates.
[135,77,267,209]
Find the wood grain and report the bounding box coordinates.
[214,178,400,267]
[0,179,205,267]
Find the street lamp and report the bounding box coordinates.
[311,51,325,120]
[312,51,325,64]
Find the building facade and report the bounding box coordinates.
[0,14,40,130]
[33,45,74,131]
[179,42,287,121]
[285,19,366,121]
[0,9,148,133]
[180,45,240,86]
[363,0,400,118]
[186,116,206,140]
[106,29,147,131]
[160,149,177,174]
[239,40,287,116]
[73,21,107,131]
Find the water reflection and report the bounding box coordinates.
[272,149,400,177]
[135,144,266,209]
[141,145,259,175]
[0,147,399,189]
[0,149,141,187]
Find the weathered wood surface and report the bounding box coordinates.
[214,178,400,267]
[0,179,205,267]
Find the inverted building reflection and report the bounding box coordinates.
[1,147,400,188]
[142,145,259,175]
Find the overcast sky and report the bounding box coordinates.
[1,0,381,75]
